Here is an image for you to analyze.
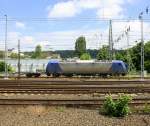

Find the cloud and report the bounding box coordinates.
[0,32,36,51]
[28,29,108,50]
[126,0,136,4]
[22,36,35,43]
[47,0,132,19]
[97,4,124,19]
[47,0,101,18]
[48,1,80,18]
[96,0,126,19]
[16,21,26,29]
[112,21,150,49]
[2,20,150,52]
[77,0,101,9]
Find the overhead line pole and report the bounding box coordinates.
[125,26,131,76]
[138,6,149,80]
[139,15,144,80]
[4,14,8,79]
[141,17,144,80]
[18,39,21,79]
[108,20,113,60]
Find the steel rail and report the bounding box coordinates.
[0,87,149,94]
[0,98,149,106]
[0,79,150,94]
[2,76,150,80]
[1,79,150,85]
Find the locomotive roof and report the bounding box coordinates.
[48,60,124,63]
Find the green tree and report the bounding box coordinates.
[0,51,4,58]
[32,45,42,59]
[80,53,91,60]
[10,53,18,59]
[75,36,86,57]
[0,61,13,72]
[144,41,150,72]
[124,41,150,72]
[130,42,141,71]
[97,45,109,60]
[10,52,25,59]
[115,50,127,62]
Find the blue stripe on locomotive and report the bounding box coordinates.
[110,60,127,74]
[46,60,62,74]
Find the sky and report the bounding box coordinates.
[0,0,150,51]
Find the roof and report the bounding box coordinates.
[48,60,59,63]
[112,60,123,63]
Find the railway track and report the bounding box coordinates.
[0,87,149,94]
[1,79,150,84]
[0,79,149,107]
[0,79,150,94]
[0,97,149,106]
[2,75,150,80]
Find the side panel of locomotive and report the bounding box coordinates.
[46,60,127,76]
[59,62,112,74]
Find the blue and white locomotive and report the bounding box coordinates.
[46,60,128,77]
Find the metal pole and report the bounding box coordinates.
[108,20,113,60]
[18,39,21,79]
[126,28,131,76]
[140,17,144,80]
[100,34,102,49]
[4,14,8,79]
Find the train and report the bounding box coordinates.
[45,60,128,77]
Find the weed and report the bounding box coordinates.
[102,94,132,117]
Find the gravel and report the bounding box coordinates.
[0,92,149,126]
[0,105,149,126]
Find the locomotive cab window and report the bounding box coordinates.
[118,63,122,66]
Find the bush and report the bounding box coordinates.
[80,53,91,60]
[0,61,14,72]
[143,103,150,114]
[103,94,132,117]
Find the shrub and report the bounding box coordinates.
[80,53,91,60]
[143,103,150,114]
[103,94,132,117]
[0,61,14,72]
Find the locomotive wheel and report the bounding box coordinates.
[34,73,41,78]
[46,72,51,76]
[26,73,33,78]
[52,73,60,77]
[64,74,73,77]
[122,73,125,76]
